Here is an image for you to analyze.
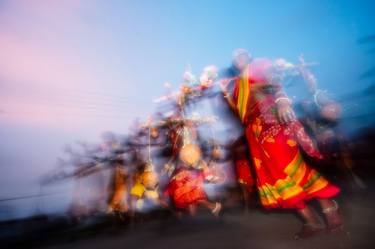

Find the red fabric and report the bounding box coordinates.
[235,159,254,191]
[231,62,339,210]
[165,168,207,209]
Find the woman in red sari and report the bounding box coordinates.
[222,49,343,239]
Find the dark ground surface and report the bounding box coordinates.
[1,187,374,249]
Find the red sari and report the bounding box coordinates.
[230,59,339,209]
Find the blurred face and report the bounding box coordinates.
[234,53,251,71]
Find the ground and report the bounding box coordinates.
[23,190,373,249]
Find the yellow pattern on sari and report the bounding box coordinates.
[257,152,328,207]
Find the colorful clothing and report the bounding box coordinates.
[130,171,160,212]
[130,183,146,198]
[235,159,254,192]
[165,167,207,209]
[130,172,144,198]
[108,167,128,212]
[230,59,340,209]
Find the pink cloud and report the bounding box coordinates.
[0,0,140,131]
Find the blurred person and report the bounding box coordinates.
[220,49,343,239]
[107,158,129,216]
[130,162,164,213]
[164,123,222,217]
[293,56,363,191]
[231,136,255,212]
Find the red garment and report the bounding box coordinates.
[165,167,207,209]
[235,159,254,192]
[230,59,339,209]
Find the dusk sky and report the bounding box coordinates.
[0,0,374,219]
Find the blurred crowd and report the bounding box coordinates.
[39,50,365,239]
